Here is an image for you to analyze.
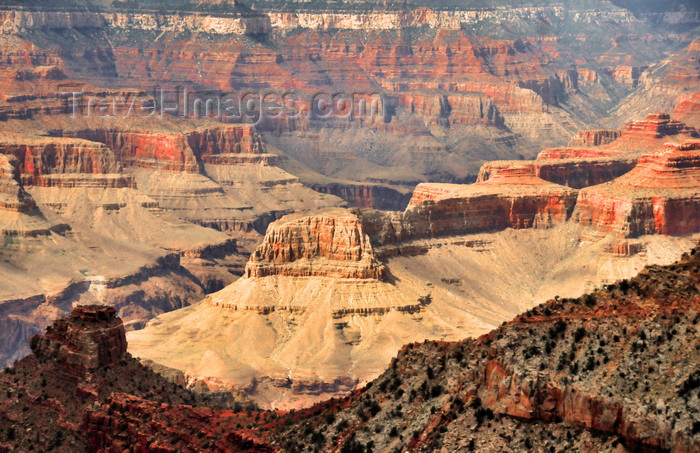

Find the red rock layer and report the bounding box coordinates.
[575,141,700,237]
[673,92,700,128]
[245,210,386,280]
[87,393,276,453]
[538,113,697,161]
[61,125,265,172]
[503,113,700,189]
[620,112,696,141]
[29,305,127,376]
[404,163,578,238]
[0,138,122,186]
[105,28,561,131]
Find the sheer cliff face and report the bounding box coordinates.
[575,141,700,237]
[403,163,578,238]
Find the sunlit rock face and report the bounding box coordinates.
[575,140,700,237]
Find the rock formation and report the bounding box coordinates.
[0,154,35,213]
[267,247,700,452]
[575,140,700,237]
[60,125,264,172]
[479,113,699,189]
[245,209,386,280]
[0,154,56,236]
[30,305,127,376]
[404,163,578,239]
[0,305,261,452]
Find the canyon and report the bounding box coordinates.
[0,0,697,426]
[0,247,698,451]
[128,117,700,408]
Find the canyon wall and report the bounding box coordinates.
[402,163,578,239]
[575,140,700,237]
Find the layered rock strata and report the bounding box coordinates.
[59,125,265,172]
[245,209,385,280]
[480,113,699,189]
[575,140,700,237]
[403,163,578,238]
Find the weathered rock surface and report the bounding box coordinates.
[575,140,700,237]
[567,129,622,147]
[245,209,385,280]
[30,305,127,375]
[0,153,35,213]
[59,125,263,171]
[267,247,700,452]
[404,163,578,238]
[479,113,699,189]
[0,305,260,452]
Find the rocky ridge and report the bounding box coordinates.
[0,304,268,452]
[267,246,700,452]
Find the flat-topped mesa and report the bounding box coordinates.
[29,305,127,376]
[0,137,129,187]
[575,140,700,237]
[245,209,386,280]
[405,163,577,238]
[60,125,266,172]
